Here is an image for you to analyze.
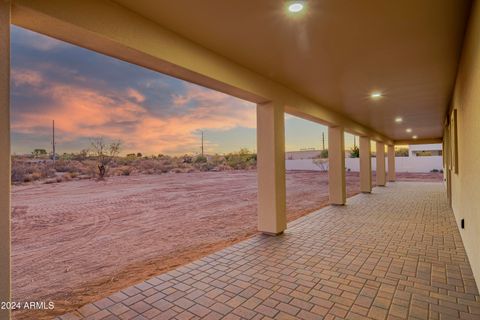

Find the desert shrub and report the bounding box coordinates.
[11,161,27,183]
[133,158,177,174]
[225,149,256,170]
[181,155,193,164]
[194,155,207,163]
[11,160,56,184]
[54,160,79,173]
[210,154,226,166]
[31,172,42,181]
[313,158,328,172]
[83,160,100,178]
[136,159,161,174]
[119,166,132,176]
[214,163,232,171]
[194,161,215,171]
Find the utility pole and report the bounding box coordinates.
[201,131,204,157]
[322,132,325,151]
[52,120,56,165]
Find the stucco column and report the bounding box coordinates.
[0,1,11,319]
[256,101,286,235]
[359,136,372,193]
[328,126,346,205]
[387,145,396,182]
[376,142,386,186]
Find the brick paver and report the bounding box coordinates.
[58,182,480,319]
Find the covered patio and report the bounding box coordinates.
[59,183,480,320]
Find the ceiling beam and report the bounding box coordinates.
[394,138,443,145]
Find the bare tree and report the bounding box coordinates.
[313,158,328,172]
[90,138,121,180]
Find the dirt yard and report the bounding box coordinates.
[11,171,443,319]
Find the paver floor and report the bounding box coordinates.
[59,182,480,320]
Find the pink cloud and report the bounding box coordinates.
[12,70,255,155]
[127,88,146,103]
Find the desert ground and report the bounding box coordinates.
[11,170,443,319]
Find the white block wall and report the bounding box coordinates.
[286,156,443,173]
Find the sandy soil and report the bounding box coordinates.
[11,171,443,319]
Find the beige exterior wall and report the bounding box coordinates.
[0,1,11,318]
[448,0,480,285]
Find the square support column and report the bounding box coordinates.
[256,101,286,235]
[0,2,11,319]
[387,145,396,182]
[328,126,346,205]
[376,142,386,186]
[359,136,372,193]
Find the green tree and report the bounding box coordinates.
[349,146,359,158]
[318,149,328,159]
[32,149,47,157]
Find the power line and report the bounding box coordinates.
[201,131,204,157]
[52,120,56,165]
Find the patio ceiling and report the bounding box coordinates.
[112,0,471,141]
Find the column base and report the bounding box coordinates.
[262,231,284,236]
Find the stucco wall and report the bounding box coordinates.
[450,0,480,287]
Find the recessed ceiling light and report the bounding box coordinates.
[371,92,382,99]
[395,117,403,123]
[412,135,418,139]
[288,2,304,12]
[406,128,412,133]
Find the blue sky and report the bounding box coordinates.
[11,26,359,156]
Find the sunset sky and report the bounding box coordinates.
[11,26,358,156]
